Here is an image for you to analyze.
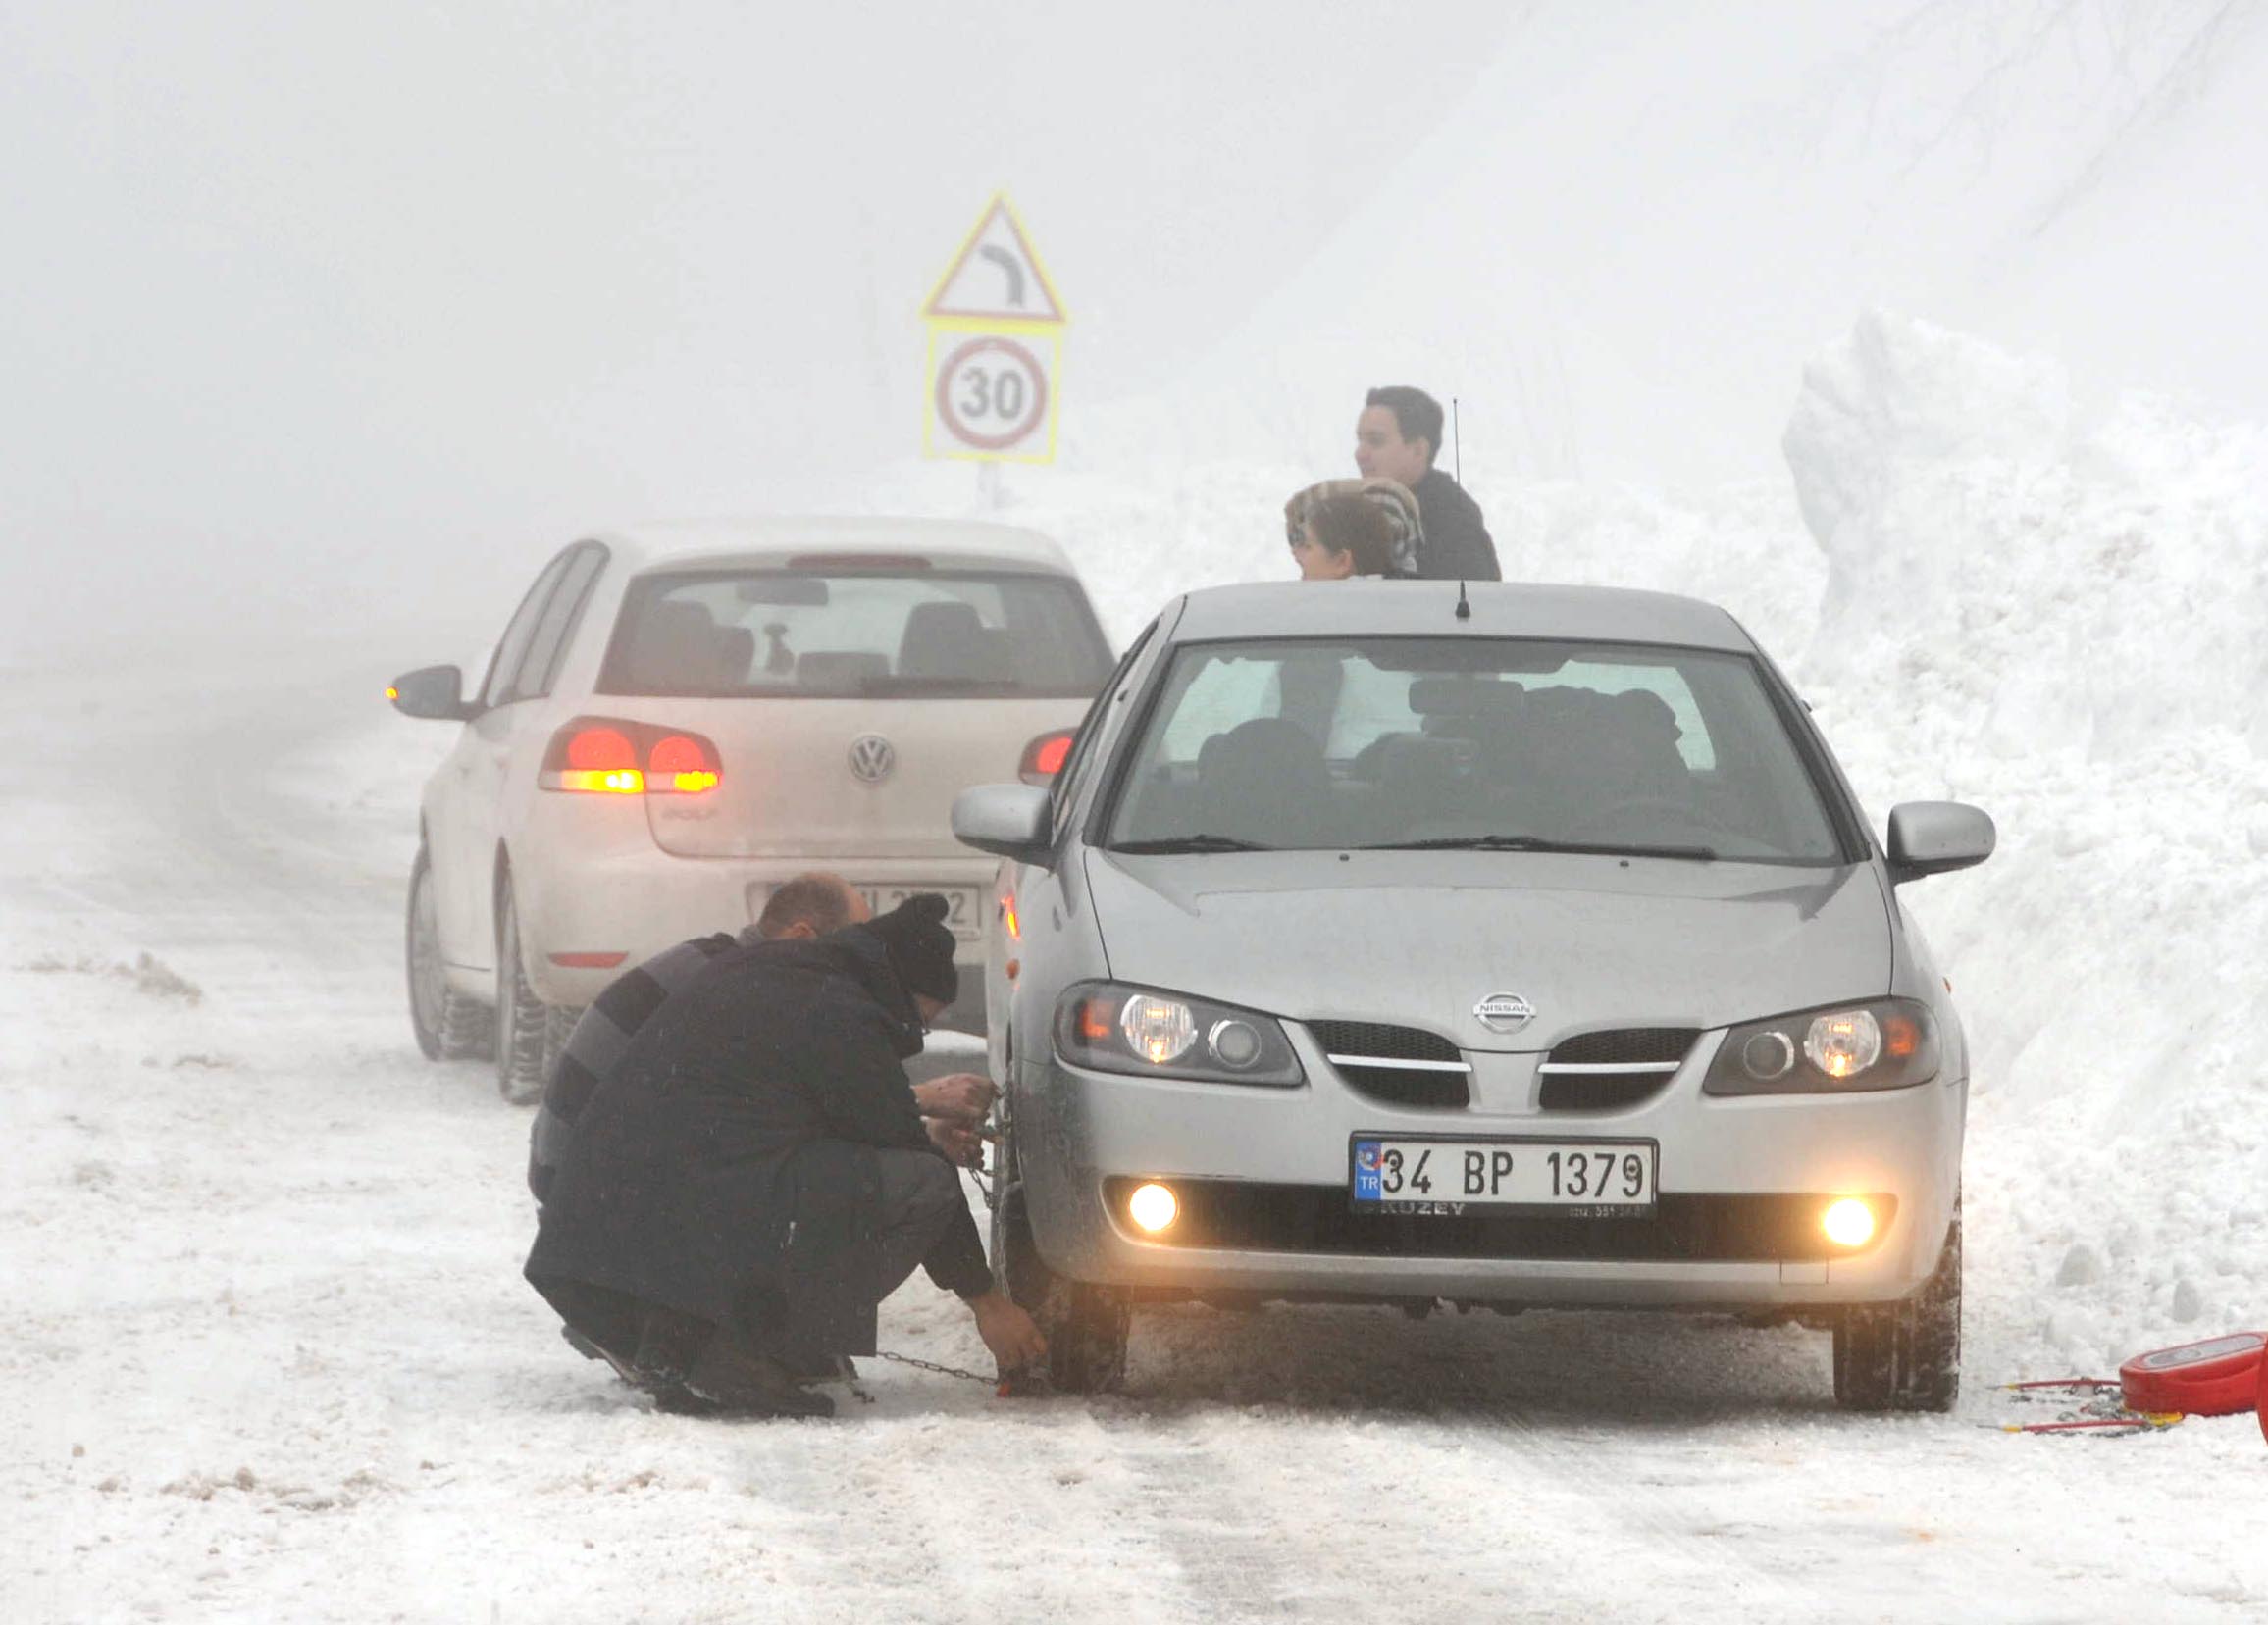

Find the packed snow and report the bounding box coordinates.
[6,312,2265,1621]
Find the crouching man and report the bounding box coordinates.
[525,893,1046,1418]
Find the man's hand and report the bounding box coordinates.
[923,1117,984,1168]
[969,1288,1048,1377]
[912,1071,998,1123]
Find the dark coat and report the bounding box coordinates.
[524,931,978,1359]
[1412,468,1502,582]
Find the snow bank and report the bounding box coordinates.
[1783,313,2268,1380]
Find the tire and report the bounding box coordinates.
[494,880,554,1106]
[406,847,491,1062]
[1833,1216,1962,1413]
[990,1117,1129,1395]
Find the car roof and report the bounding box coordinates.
[592,517,1079,578]
[1165,580,1753,652]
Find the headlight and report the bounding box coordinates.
[1702,999,1939,1095]
[1054,982,1304,1087]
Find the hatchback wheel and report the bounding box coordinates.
[991,1129,1129,1394]
[1833,1216,1961,1412]
[407,847,491,1061]
[494,881,556,1106]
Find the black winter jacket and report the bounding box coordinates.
[524,931,989,1360]
[1412,468,1501,582]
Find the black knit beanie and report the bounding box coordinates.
[861,892,959,1006]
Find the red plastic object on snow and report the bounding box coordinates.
[2259,1336,2267,1445]
[2118,1332,2265,1417]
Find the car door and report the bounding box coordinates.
[435,547,577,971]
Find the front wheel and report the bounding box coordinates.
[494,880,557,1106]
[1833,1216,1962,1412]
[990,1123,1128,1394]
[407,848,491,1062]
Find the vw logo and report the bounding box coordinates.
[1473,991,1536,1034]
[848,734,896,785]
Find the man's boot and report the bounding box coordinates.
[684,1331,836,1419]
[631,1305,710,1392]
[782,1349,860,1385]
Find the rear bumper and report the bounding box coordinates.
[1014,1030,1965,1309]
[513,841,1002,1028]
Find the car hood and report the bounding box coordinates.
[1084,849,1893,1050]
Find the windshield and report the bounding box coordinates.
[1105,637,1846,862]
[597,567,1112,698]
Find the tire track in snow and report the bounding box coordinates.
[1086,1404,1300,1620]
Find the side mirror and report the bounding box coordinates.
[388,664,477,722]
[1885,801,1995,884]
[953,784,1054,869]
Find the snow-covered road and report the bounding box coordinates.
[5,650,2263,1624]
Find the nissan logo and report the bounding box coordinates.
[1473,991,1536,1034]
[848,734,896,784]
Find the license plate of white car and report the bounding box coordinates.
[748,883,986,941]
[1349,1136,1658,1216]
[858,884,982,940]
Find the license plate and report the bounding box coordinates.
[749,882,984,942]
[1349,1136,1657,1216]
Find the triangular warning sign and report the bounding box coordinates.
[923,194,1066,324]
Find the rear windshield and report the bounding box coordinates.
[1106,636,1848,863]
[596,568,1113,698]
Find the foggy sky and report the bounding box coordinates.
[0,1,1516,664]
[7,2,2263,674]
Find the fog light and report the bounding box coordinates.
[1822,1197,1877,1248]
[1127,1182,1178,1234]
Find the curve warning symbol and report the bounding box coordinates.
[925,196,1065,324]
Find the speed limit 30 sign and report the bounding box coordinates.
[932,333,1053,455]
[921,194,1066,464]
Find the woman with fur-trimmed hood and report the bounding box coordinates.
[1283,476,1421,578]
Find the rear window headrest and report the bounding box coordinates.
[899,600,1011,682]
[1610,687,1681,738]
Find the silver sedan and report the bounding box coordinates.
[954,580,1993,1410]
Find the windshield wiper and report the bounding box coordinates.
[1366,835,1719,861]
[1110,835,1275,854]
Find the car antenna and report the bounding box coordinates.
[1455,581,1470,621]
[1452,396,1463,485]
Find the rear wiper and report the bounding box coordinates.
[1110,835,1275,854]
[1366,835,1718,861]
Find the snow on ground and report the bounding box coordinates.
[7,315,2268,1621]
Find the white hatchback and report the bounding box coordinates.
[391,518,1113,1101]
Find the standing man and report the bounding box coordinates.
[526,894,1047,1419]
[1354,385,1501,582]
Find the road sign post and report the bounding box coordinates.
[922,194,1067,467]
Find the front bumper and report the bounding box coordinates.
[1014,1026,1964,1309]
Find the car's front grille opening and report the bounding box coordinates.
[1536,1027,1699,1112]
[1547,1027,1698,1066]
[1103,1179,1897,1263]
[1307,1020,1469,1109]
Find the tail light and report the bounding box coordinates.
[1018,728,1076,787]
[540,718,722,795]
